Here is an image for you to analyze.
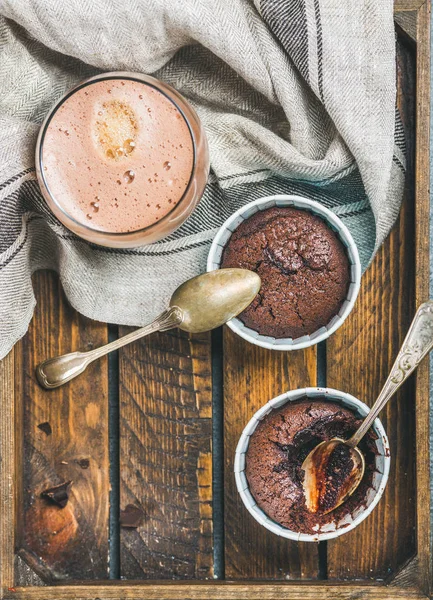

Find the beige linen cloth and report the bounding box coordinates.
[0,0,404,358]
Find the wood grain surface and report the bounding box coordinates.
[223,329,319,580]
[326,200,417,579]
[325,33,417,581]
[413,2,431,595]
[0,350,15,591]
[118,329,213,579]
[395,10,417,41]
[2,582,430,600]
[14,271,110,581]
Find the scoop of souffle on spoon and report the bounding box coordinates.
[302,300,433,514]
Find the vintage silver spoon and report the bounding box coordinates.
[302,299,433,514]
[36,268,261,389]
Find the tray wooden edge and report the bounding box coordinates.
[0,1,431,598]
[0,582,430,600]
[412,1,432,598]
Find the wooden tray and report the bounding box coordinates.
[0,1,431,598]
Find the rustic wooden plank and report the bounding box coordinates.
[395,10,418,41]
[325,213,417,580]
[394,0,425,11]
[3,583,430,600]
[223,328,318,579]
[14,271,110,581]
[391,558,422,588]
[0,350,16,593]
[413,1,431,595]
[325,36,417,580]
[118,329,213,580]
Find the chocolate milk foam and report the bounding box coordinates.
[42,78,194,233]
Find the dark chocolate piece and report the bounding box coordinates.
[37,422,52,436]
[319,443,354,512]
[120,504,145,528]
[41,481,72,508]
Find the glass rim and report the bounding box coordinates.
[36,72,198,238]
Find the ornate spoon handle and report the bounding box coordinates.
[347,300,433,448]
[36,307,183,389]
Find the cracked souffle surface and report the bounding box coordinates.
[245,399,378,535]
[221,207,350,338]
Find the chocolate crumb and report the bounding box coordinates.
[37,422,52,436]
[41,481,72,508]
[76,458,90,469]
[120,504,145,528]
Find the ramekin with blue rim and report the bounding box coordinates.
[207,195,361,351]
[235,387,390,542]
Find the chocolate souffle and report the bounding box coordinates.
[245,399,378,535]
[221,207,350,338]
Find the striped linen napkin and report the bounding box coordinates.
[0,0,404,358]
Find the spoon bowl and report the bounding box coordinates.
[302,438,365,514]
[172,268,261,333]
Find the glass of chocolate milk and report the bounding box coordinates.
[36,72,209,247]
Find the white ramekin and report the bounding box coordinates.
[234,387,390,542]
[207,195,361,351]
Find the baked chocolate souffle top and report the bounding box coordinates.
[245,399,378,535]
[221,207,350,338]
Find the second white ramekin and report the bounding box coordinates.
[234,387,390,542]
[207,195,361,351]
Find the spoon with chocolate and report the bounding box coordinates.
[302,300,433,514]
[36,268,260,389]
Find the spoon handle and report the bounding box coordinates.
[347,300,433,448]
[36,306,183,389]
